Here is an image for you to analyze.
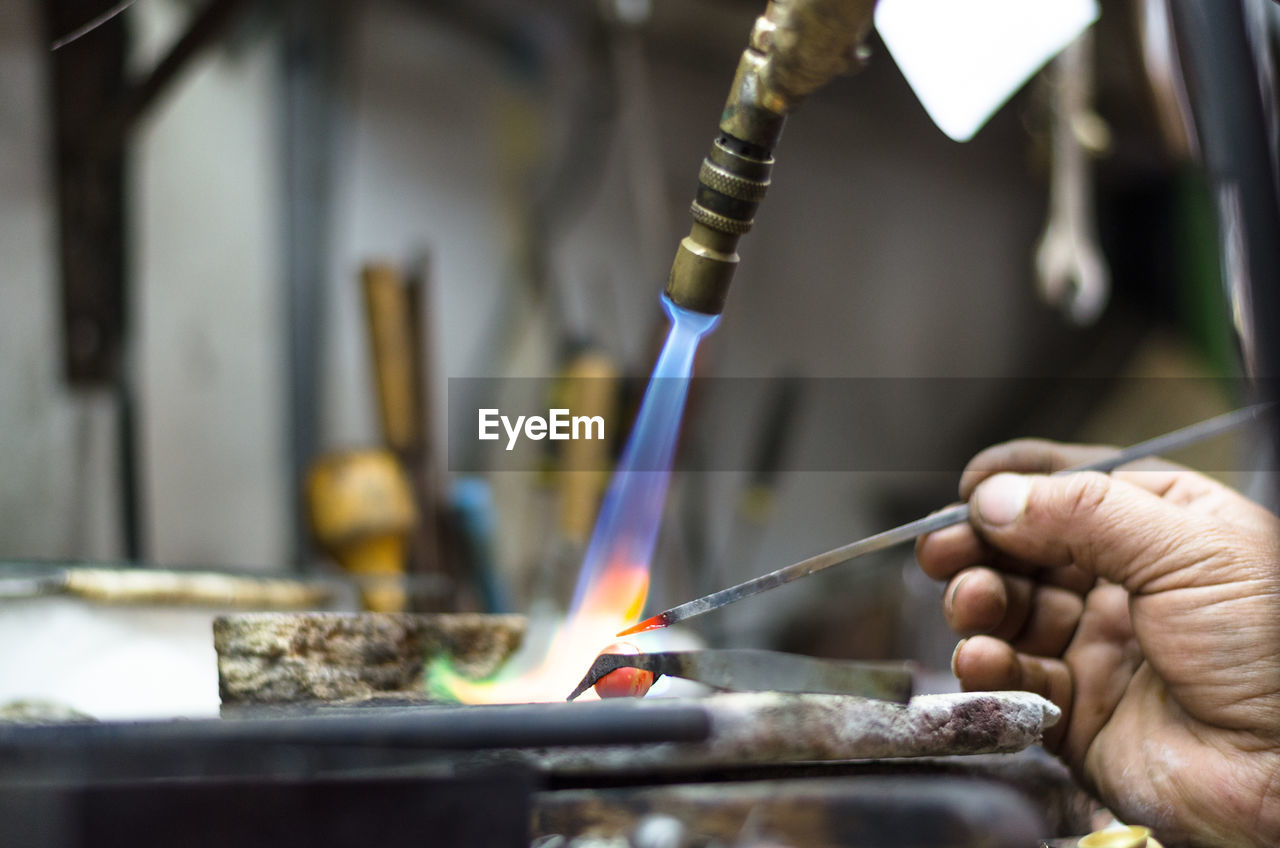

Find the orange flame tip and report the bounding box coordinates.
[616,614,669,637]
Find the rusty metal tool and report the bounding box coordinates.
[567,649,912,702]
[620,403,1276,636]
[361,259,458,610]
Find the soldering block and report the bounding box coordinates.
[531,691,1062,774]
[213,612,526,708]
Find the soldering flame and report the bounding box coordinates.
[433,297,718,703]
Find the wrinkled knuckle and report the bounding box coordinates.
[1059,471,1111,522]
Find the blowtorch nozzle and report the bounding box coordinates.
[663,0,879,315]
[664,136,774,315]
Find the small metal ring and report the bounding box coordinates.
[698,160,770,203]
[689,202,753,235]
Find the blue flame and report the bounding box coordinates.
[568,296,720,613]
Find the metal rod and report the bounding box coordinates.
[0,701,712,752]
[117,369,143,560]
[282,0,342,569]
[51,0,137,51]
[621,402,1276,634]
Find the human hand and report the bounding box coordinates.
[915,439,1280,847]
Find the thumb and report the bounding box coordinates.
[970,471,1221,593]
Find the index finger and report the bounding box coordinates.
[958,438,1190,500]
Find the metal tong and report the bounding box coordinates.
[567,648,912,703]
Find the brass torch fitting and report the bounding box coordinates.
[667,136,775,315]
[664,0,879,315]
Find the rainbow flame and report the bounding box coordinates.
[435,297,719,702]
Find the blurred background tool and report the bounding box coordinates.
[623,402,1277,635]
[1035,28,1111,325]
[305,449,414,613]
[360,259,456,610]
[402,255,445,594]
[360,262,419,459]
[449,476,507,613]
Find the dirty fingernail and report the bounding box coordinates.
[944,572,971,616]
[950,638,968,677]
[975,473,1032,526]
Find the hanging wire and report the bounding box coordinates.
[51,0,138,51]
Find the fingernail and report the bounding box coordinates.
[975,473,1032,526]
[944,572,971,616]
[950,638,968,677]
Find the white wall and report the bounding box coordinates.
[0,0,120,562]
[0,0,286,569]
[132,0,287,568]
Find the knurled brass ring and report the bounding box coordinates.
[689,202,754,235]
[698,160,770,202]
